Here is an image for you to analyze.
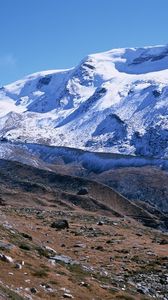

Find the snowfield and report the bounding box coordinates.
[0,45,168,158]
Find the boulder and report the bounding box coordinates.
[77,188,88,195]
[15,263,22,269]
[97,221,104,226]
[30,287,37,294]
[51,219,69,230]
[0,253,14,263]
[51,255,76,265]
[63,293,74,299]
[0,241,15,250]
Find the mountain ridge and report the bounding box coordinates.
[0,141,168,214]
[0,44,168,157]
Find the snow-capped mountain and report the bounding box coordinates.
[1,45,168,158]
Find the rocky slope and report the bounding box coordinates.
[0,159,168,299]
[0,45,168,157]
[0,158,167,230]
[0,142,168,215]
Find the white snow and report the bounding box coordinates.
[0,45,168,158]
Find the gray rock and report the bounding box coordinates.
[51,255,78,265]
[0,241,14,250]
[74,243,86,249]
[15,263,22,269]
[137,286,149,295]
[63,293,74,299]
[97,221,104,226]
[30,287,37,294]
[51,219,69,230]
[80,281,90,287]
[41,283,53,292]
[77,188,88,195]
[44,245,57,255]
[0,253,14,263]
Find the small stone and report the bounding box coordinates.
[30,287,37,294]
[60,288,71,293]
[95,246,104,251]
[21,233,33,241]
[49,259,55,266]
[113,222,118,226]
[80,281,89,287]
[136,233,142,237]
[146,251,155,256]
[41,283,53,292]
[63,293,74,299]
[137,286,149,294]
[97,221,104,226]
[15,263,22,269]
[74,243,86,249]
[44,245,57,255]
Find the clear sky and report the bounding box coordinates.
[0,0,168,85]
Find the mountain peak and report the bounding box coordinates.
[0,45,168,158]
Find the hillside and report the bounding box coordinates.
[0,159,167,229]
[0,159,167,299]
[0,142,168,216]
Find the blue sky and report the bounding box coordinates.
[0,0,168,85]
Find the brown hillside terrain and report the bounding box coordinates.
[91,166,168,212]
[0,160,167,299]
[0,203,168,300]
[1,143,168,218]
[0,160,165,229]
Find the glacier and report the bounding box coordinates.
[0,45,168,158]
